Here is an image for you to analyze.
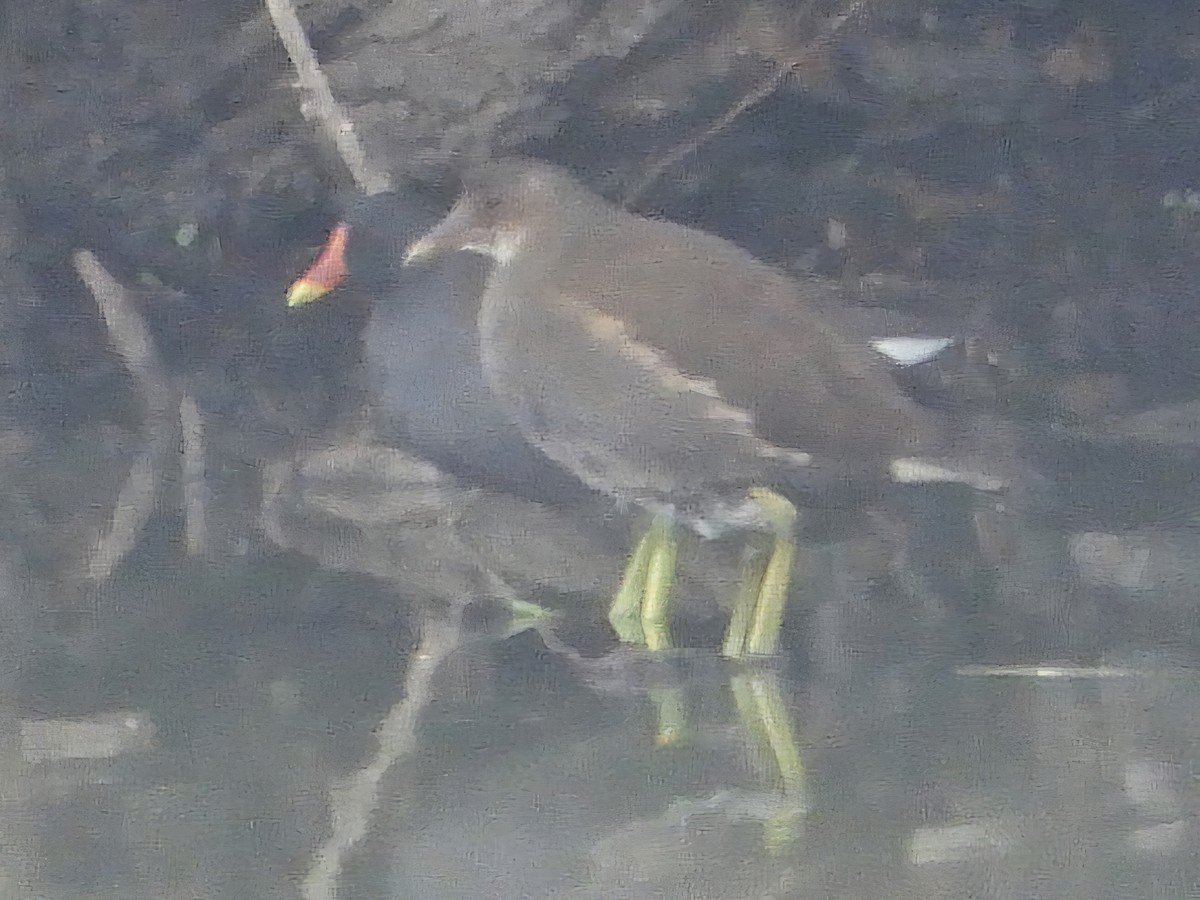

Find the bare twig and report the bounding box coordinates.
[72,252,168,388]
[264,0,392,196]
[627,0,870,205]
[626,65,795,206]
[955,664,1146,679]
[72,250,177,581]
[302,611,465,900]
[87,452,160,581]
[179,393,208,557]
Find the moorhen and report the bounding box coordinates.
[286,190,616,519]
[399,159,992,658]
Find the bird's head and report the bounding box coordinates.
[404,159,603,266]
[285,188,445,309]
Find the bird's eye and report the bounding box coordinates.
[483,196,503,210]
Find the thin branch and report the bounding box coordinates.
[626,65,794,206]
[264,0,392,196]
[72,251,169,388]
[72,250,177,582]
[179,393,208,557]
[627,0,870,205]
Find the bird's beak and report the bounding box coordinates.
[403,199,493,265]
[286,223,351,308]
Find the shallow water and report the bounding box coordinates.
[8,504,1198,900]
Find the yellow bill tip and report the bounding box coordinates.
[285,279,329,308]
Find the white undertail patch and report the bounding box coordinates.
[870,336,955,367]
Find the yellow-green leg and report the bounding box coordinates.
[608,517,682,745]
[640,518,677,652]
[609,525,656,644]
[608,516,676,650]
[722,488,798,659]
[722,547,769,658]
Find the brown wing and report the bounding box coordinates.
[477,265,817,522]
[546,211,945,475]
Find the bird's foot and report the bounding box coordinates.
[498,595,560,640]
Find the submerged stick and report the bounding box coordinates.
[179,393,208,557]
[72,250,176,581]
[302,612,464,900]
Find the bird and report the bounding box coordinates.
[398,158,990,659]
[285,189,621,520]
